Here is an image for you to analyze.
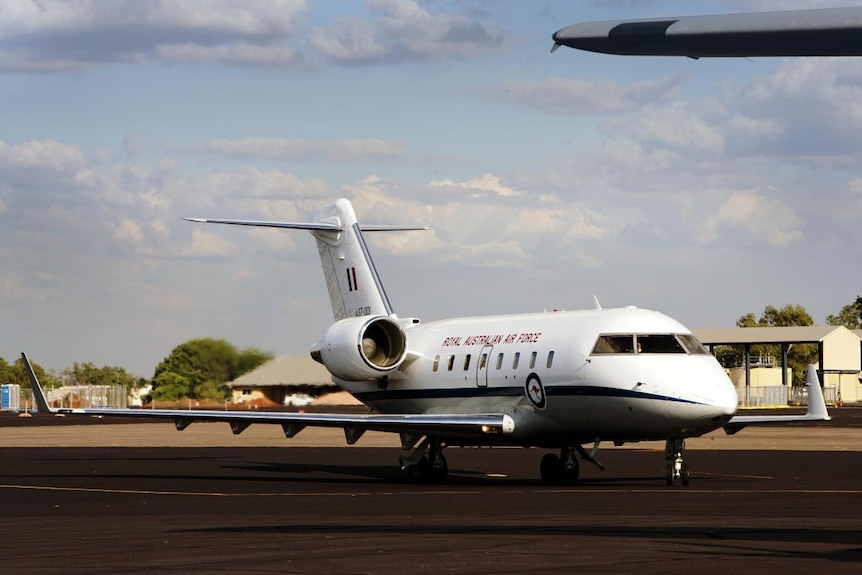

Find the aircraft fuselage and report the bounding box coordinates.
[335,306,738,447]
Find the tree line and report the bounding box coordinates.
[1,338,272,403]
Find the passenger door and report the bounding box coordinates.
[475,345,493,388]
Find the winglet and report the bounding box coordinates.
[724,363,830,434]
[20,353,55,414]
[804,364,830,421]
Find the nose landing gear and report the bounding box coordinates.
[665,438,690,486]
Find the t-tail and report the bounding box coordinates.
[184,198,425,322]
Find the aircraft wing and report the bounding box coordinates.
[723,364,831,435]
[551,7,862,58]
[21,353,514,444]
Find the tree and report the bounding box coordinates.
[151,338,273,401]
[826,295,862,329]
[151,371,192,401]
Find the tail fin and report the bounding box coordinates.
[312,199,393,320]
[184,198,424,321]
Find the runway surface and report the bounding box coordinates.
[2,413,862,574]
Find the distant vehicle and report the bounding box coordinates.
[23,198,830,486]
[551,7,862,58]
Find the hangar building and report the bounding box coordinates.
[226,355,337,406]
[692,326,862,405]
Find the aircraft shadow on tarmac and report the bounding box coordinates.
[223,459,695,486]
[181,523,862,562]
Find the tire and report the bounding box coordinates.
[540,453,561,484]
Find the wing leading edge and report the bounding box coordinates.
[21,353,514,444]
[724,364,831,435]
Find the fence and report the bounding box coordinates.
[45,385,128,409]
[736,385,837,408]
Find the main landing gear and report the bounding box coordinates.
[540,444,605,485]
[400,437,448,483]
[665,438,690,486]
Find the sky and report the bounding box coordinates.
[2,0,862,377]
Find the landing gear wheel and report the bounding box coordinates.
[664,438,690,487]
[540,453,561,484]
[402,455,430,482]
[561,456,580,485]
[429,453,448,484]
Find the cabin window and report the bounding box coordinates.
[636,334,686,354]
[592,335,635,354]
[512,352,520,369]
[496,353,504,370]
[529,351,537,369]
[432,355,440,372]
[447,355,455,371]
[678,334,711,355]
[478,353,488,371]
[463,354,472,370]
[546,351,555,369]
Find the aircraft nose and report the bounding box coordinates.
[714,378,739,417]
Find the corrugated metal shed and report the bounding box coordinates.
[226,355,332,389]
[692,326,846,345]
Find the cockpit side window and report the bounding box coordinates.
[678,334,711,355]
[592,335,635,354]
[636,334,686,353]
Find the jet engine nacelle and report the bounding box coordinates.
[312,315,407,381]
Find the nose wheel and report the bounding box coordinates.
[665,438,690,486]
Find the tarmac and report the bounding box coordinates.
[1,408,861,574]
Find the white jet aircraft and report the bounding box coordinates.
[23,198,830,486]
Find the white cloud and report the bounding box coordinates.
[429,173,522,198]
[0,0,510,70]
[0,0,306,35]
[308,0,509,64]
[206,137,406,162]
[699,190,803,248]
[0,0,309,70]
[113,218,144,246]
[609,103,724,155]
[180,228,240,258]
[0,139,85,176]
[307,18,386,62]
[156,42,301,67]
[478,75,683,115]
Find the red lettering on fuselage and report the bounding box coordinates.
[441,332,542,348]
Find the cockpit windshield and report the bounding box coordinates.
[591,333,711,355]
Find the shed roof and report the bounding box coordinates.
[226,355,332,388]
[692,325,851,346]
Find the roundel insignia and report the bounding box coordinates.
[525,373,546,410]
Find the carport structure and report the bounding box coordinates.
[692,326,862,403]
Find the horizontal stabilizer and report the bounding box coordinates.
[724,364,831,434]
[183,217,425,232]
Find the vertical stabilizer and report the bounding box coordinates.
[184,198,423,322]
[312,199,394,321]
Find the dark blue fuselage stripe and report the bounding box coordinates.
[353,385,701,405]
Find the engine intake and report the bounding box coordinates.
[312,316,407,381]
